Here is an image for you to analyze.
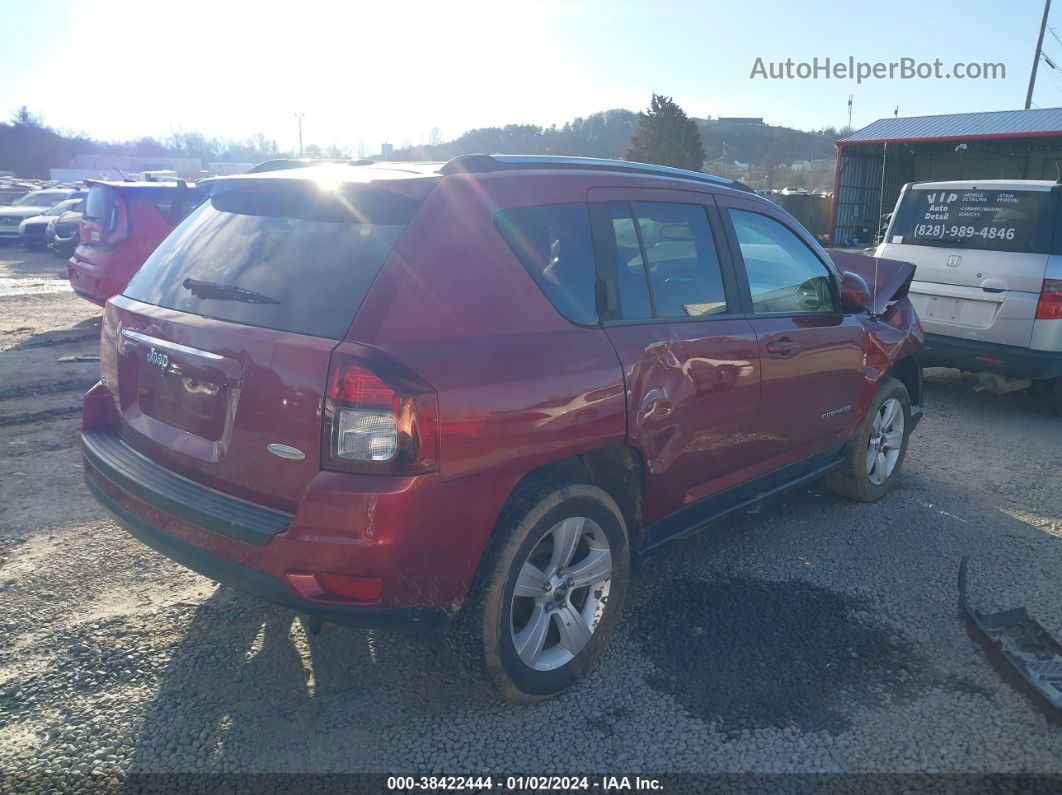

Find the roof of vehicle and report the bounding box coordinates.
[906,179,1059,192]
[85,179,198,191]
[247,157,353,173]
[204,154,753,194]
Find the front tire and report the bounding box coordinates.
[450,482,630,703]
[825,377,912,502]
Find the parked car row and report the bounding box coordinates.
[79,155,925,702]
[0,187,85,246]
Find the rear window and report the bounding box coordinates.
[494,203,598,325]
[83,186,117,223]
[123,183,418,340]
[887,187,1058,253]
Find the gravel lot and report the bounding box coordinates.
[1,246,1060,780]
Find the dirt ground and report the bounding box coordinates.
[1,246,1060,781]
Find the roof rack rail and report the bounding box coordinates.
[438,154,753,192]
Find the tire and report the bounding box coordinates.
[449,481,630,703]
[824,377,912,502]
[1052,378,1062,417]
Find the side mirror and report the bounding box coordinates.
[839,270,872,313]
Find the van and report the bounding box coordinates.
[878,180,1062,414]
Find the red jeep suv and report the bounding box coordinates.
[81,156,923,701]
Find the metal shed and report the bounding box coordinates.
[831,107,1062,246]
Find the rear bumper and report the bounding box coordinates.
[67,254,126,304]
[81,426,471,633]
[921,333,1062,380]
[80,353,518,630]
[85,473,448,632]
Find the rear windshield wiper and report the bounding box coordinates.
[182,278,281,305]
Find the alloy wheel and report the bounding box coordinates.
[509,516,613,671]
[866,397,904,486]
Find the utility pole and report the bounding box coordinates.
[847,94,853,131]
[1026,0,1052,109]
[293,111,305,157]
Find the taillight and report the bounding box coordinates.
[1037,278,1062,320]
[322,352,439,474]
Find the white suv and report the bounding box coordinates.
[877,179,1062,414]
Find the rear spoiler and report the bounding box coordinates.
[826,248,916,316]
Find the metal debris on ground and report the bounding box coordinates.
[959,557,1062,721]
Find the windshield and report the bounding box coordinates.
[887,187,1058,254]
[46,200,76,216]
[14,191,67,207]
[123,183,419,340]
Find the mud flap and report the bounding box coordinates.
[959,557,1062,721]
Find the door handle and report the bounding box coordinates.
[765,338,800,357]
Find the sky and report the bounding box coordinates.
[0,0,1056,154]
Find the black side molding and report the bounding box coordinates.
[638,445,846,556]
[82,430,291,547]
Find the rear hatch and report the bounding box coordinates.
[878,185,1057,347]
[104,175,424,511]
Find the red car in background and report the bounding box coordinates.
[81,156,923,702]
[67,180,205,305]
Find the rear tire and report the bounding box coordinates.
[449,482,629,703]
[825,377,912,502]
[1051,378,1062,417]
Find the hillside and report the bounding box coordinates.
[390,110,839,168]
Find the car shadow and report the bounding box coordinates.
[127,587,481,772]
[922,366,1058,417]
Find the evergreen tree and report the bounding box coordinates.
[625,94,706,170]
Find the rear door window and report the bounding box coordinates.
[887,188,1058,253]
[594,201,730,321]
[633,202,728,318]
[123,183,419,340]
[494,203,599,325]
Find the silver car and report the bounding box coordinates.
[877,179,1062,414]
[0,189,81,242]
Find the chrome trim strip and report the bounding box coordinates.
[120,328,225,360]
